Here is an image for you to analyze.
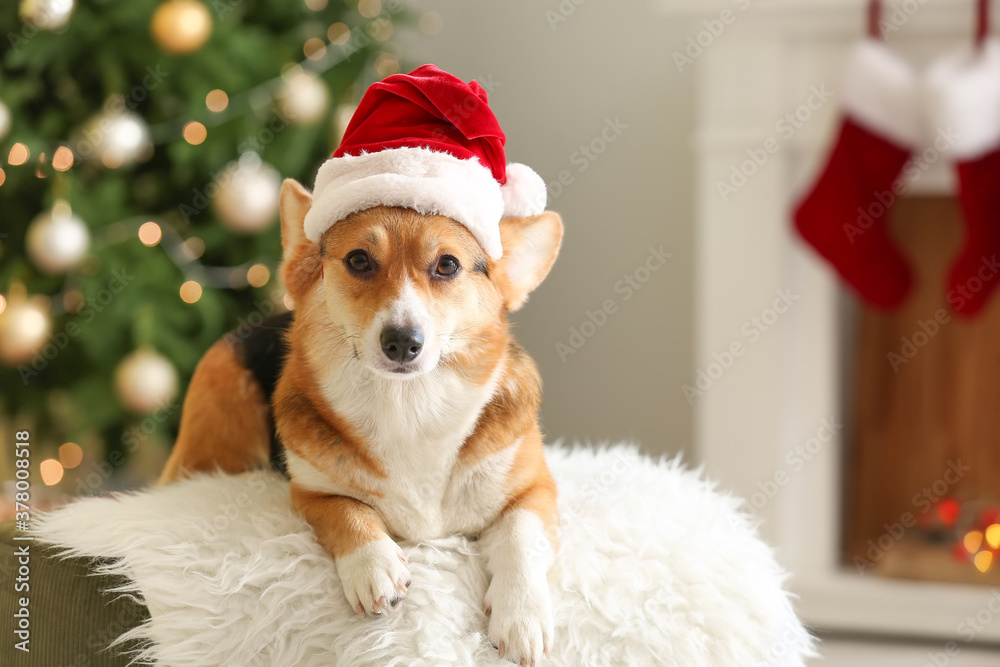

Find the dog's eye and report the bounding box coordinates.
[435,255,460,277]
[346,250,372,273]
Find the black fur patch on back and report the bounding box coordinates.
[227,311,294,476]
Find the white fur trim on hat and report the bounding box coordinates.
[926,37,1000,161]
[305,147,505,258]
[501,163,547,218]
[842,38,924,149]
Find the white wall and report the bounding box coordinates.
[402,0,695,456]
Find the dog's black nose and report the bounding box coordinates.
[380,327,424,363]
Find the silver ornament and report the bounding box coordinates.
[26,205,90,274]
[74,109,153,169]
[212,154,281,233]
[277,74,330,126]
[19,0,75,31]
[114,349,179,414]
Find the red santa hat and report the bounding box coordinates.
[303,65,547,259]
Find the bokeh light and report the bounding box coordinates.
[183,121,207,145]
[247,263,270,287]
[974,550,993,573]
[205,89,229,112]
[138,221,163,246]
[8,143,29,165]
[59,442,84,469]
[986,524,1000,550]
[964,530,983,554]
[304,37,327,60]
[40,459,64,486]
[180,280,203,303]
[327,22,350,45]
[52,146,74,171]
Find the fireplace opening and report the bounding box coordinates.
[844,195,1000,586]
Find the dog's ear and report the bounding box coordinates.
[492,211,563,312]
[280,178,312,260]
[279,179,321,300]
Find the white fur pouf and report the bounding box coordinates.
[35,445,815,666]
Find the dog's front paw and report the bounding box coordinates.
[484,573,553,665]
[335,536,411,616]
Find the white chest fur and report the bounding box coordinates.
[287,363,517,541]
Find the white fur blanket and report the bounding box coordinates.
[35,445,814,666]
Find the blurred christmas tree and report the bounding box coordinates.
[0,0,412,493]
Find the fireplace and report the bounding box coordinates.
[845,195,1000,588]
[662,0,1000,642]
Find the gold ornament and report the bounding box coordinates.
[212,154,281,234]
[19,0,75,31]
[114,349,179,413]
[276,74,330,126]
[151,0,212,55]
[0,295,52,366]
[26,203,90,274]
[74,108,153,169]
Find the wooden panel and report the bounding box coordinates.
[845,196,1000,581]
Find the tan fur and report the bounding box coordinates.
[159,340,271,483]
[290,485,392,558]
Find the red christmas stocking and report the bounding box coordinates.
[930,5,1000,317]
[793,37,923,309]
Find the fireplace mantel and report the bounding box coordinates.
[662,0,1000,643]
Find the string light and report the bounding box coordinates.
[138,221,163,246]
[205,89,229,112]
[180,280,203,303]
[327,22,350,44]
[0,295,6,315]
[247,263,270,287]
[305,0,328,9]
[59,442,84,469]
[374,52,399,78]
[40,459,64,486]
[52,146,74,171]
[0,167,5,188]
[975,550,994,573]
[304,37,327,61]
[8,143,29,165]
[183,121,207,145]
[938,498,960,526]
[964,530,984,554]
[358,0,381,19]
[987,524,1000,550]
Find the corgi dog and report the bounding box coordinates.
[160,178,564,665]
